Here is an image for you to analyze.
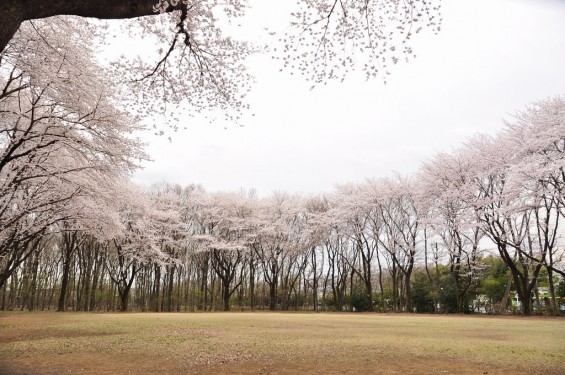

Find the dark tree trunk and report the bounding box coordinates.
[0,0,185,53]
[311,248,318,312]
[0,238,40,289]
[117,267,137,312]
[19,257,31,311]
[89,249,103,311]
[58,232,78,312]
[265,258,279,311]
[27,252,40,310]
[269,270,278,311]
[424,240,439,313]
[222,283,231,312]
[390,264,398,312]
[152,264,161,312]
[197,253,209,311]
[249,257,256,311]
[78,240,96,311]
[547,266,557,315]
[58,253,72,312]
[165,265,175,312]
[119,287,131,312]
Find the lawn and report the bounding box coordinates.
[0,312,563,374]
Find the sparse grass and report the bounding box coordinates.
[0,312,563,374]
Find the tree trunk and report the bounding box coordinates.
[547,266,557,316]
[0,0,186,53]
[222,282,231,312]
[0,1,24,54]
[376,250,384,312]
[249,258,255,311]
[365,277,373,312]
[269,278,277,311]
[58,231,79,312]
[57,253,72,312]
[118,269,137,312]
[166,265,175,312]
[119,287,130,312]
[152,264,161,312]
[391,264,398,312]
[27,252,40,311]
[311,248,318,312]
[19,257,30,311]
[89,251,103,311]
[1,281,7,310]
[424,242,439,313]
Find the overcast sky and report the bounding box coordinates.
[131,0,565,196]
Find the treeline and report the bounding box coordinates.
[1,19,565,316]
[2,231,563,314]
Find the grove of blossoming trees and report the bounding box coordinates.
[2,98,565,316]
[1,1,564,317]
[0,18,146,289]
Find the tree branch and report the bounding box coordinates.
[1,0,185,53]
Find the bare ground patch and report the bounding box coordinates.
[0,312,563,374]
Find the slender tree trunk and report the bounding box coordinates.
[19,258,31,311]
[349,266,355,312]
[376,251,384,312]
[9,274,17,310]
[424,242,439,313]
[1,281,7,310]
[269,278,277,311]
[89,252,102,311]
[166,265,175,312]
[405,267,413,313]
[391,264,398,312]
[249,258,255,311]
[152,264,161,312]
[27,252,40,311]
[58,254,72,312]
[222,281,231,311]
[547,266,556,315]
[311,248,318,312]
[58,232,79,312]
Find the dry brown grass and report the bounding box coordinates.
[0,312,563,374]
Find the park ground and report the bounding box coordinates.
[0,312,563,374]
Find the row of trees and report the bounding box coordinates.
[7,225,562,315]
[1,8,563,317]
[2,96,565,316]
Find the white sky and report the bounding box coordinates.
[130,0,565,196]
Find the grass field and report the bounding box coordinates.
[0,312,563,374]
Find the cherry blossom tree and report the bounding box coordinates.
[135,182,187,311]
[329,183,378,311]
[188,190,256,311]
[104,182,181,311]
[0,19,146,289]
[418,151,483,313]
[485,98,565,314]
[303,195,330,311]
[463,101,565,315]
[248,192,306,311]
[373,176,421,312]
[318,217,352,311]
